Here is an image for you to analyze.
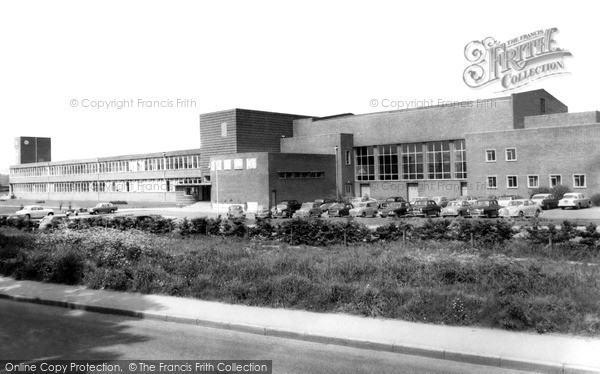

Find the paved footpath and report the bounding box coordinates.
[1,276,599,374]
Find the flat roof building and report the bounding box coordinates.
[8,89,600,207]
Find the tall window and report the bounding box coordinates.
[487,176,497,189]
[454,140,467,179]
[355,147,375,181]
[427,141,451,179]
[345,150,351,165]
[402,143,424,180]
[507,175,518,188]
[486,149,496,162]
[378,145,398,180]
[505,148,517,161]
[527,175,539,188]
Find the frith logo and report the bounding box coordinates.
[463,28,572,91]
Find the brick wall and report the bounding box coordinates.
[524,111,600,129]
[467,124,600,197]
[511,90,568,129]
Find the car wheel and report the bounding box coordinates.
[47,212,53,216]
[534,210,540,217]
[577,203,581,209]
[25,214,30,220]
[561,207,565,210]
[519,211,524,218]
[361,212,366,218]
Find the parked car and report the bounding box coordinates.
[89,203,118,215]
[409,197,429,205]
[530,194,559,210]
[314,198,336,213]
[293,202,322,218]
[227,205,246,219]
[15,205,54,219]
[380,201,410,218]
[408,200,441,217]
[349,201,379,218]
[255,205,272,219]
[558,193,591,209]
[272,200,302,218]
[468,199,500,218]
[380,196,406,208]
[499,199,542,218]
[0,193,14,201]
[455,196,478,204]
[328,203,354,217]
[441,200,471,218]
[497,195,522,207]
[430,196,449,208]
[351,197,379,208]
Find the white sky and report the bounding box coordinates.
[1,0,598,172]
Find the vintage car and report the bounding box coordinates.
[430,196,449,208]
[408,200,441,217]
[15,205,54,219]
[327,203,354,217]
[497,195,522,207]
[314,198,336,213]
[0,193,14,201]
[499,199,542,218]
[255,205,272,219]
[379,201,410,218]
[89,202,118,215]
[38,214,71,231]
[379,196,406,208]
[227,205,246,219]
[293,202,323,218]
[272,200,302,218]
[349,201,379,218]
[558,193,591,209]
[350,196,379,208]
[441,200,471,218]
[467,199,500,218]
[531,194,559,210]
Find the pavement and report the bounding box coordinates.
[1,276,599,374]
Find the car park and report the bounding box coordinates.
[328,203,353,217]
[468,199,500,218]
[408,200,441,217]
[293,202,322,218]
[497,195,522,207]
[227,205,246,219]
[15,205,54,219]
[441,200,471,218]
[531,194,559,210]
[272,200,302,218]
[349,201,378,218]
[430,196,449,208]
[379,201,410,218]
[558,193,591,209]
[89,203,118,214]
[255,205,272,219]
[499,199,542,218]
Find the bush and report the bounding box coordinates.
[591,193,600,207]
[551,184,571,200]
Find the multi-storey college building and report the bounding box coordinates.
[8,89,600,207]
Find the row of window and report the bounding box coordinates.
[355,140,467,181]
[486,148,516,162]
[277,172,325,179]
[10,155,201,177]
[486,174,587,189]
[210,158,257,171]
[11,179,192,194]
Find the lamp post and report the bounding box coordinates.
[334,146,339,198]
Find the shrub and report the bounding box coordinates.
[591,193,600,207]
[551,184,571,200]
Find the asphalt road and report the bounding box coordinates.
[0,299,529,374]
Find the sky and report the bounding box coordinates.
[0,0,598,173]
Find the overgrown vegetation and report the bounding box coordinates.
[1,216,599,335]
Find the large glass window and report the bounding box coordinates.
[427,141,451,179]
[355,147,375,181]
[402,143,424,180]
[454,140,467,179]
[378,145,398,180]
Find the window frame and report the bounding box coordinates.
[505,148,517,162]
[486,175,498,189]
[485,149,496,163]
[527,175,539,189]
[573,174,587,188]
[506,175,518,189]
